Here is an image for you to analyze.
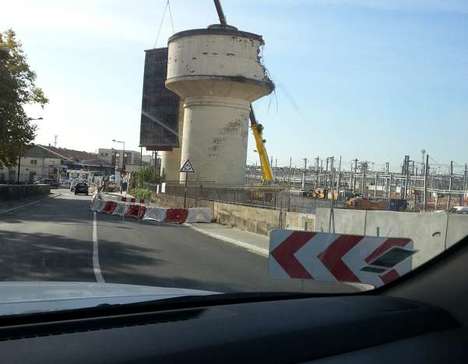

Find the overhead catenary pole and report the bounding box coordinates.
[423,154,429,211]
[315,156,320,188]
[337,156,342,196]
[301,158,307,190]
[388,173,393,200]
[447,160,453,210]
[352,158,358,194]
[360,162,367,197]
[421,149,426,176]
[374,172,378,198]
[288,156,292,211]
[404,155,410,200]
[464,163,468,206]
[328,156,336,233]
[325,157,329,189]
[459,163,466,206]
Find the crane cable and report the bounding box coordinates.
[167,0,175,33]
[153,0,175,48]
[153,1,168,47]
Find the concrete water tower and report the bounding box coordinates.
[165,24,274,185]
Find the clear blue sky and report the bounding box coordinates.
[2,0,468,172]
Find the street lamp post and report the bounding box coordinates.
[112,139,126,172]
[17,118,43,184]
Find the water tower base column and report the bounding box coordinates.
[179,96,250,185]
[160,149,181,182]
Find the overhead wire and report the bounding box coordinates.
[167,0,175,34]
[153,0,169,48]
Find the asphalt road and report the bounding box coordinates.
[0,190,356,293]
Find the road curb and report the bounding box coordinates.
[185,223,269,257]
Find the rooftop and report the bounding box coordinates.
[24,145,105,165]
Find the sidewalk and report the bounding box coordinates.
[187,223,269,257]
[101,191,135,201]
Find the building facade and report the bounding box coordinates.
[98,148,142,170]
[0,147,62,183]
[0,145,112,184]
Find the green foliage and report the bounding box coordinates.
[0,29,48,166]
[132,188,153,201]
[134,166,160,188]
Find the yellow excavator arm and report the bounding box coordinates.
[250,107,273,182]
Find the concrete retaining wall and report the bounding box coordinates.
[446,214,468,248]
[153,192,468,244]
[0,184,50,201]
[153,192,319,235]
[284,211,315,231]
[365,210,447,267]
[214,202,280,236]
[315,208,367,235]
[315,208,468,268]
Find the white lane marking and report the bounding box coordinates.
[92,212,105,283]
[0,192,63,216]
[0,199,42,215]
[185,223,269,257]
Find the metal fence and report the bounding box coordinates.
[144,181,343,213]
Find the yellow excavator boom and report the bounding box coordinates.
[250,107,273,182]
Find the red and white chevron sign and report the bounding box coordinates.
[269,230,416,288]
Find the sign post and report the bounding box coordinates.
[180,160,195,208]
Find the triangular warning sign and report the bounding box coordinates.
[180,159,195,173]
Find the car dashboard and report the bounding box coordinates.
[0,294,465,364]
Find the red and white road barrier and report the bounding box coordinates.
[143,207,212,224]
[269,230,415,288]
[125,204,146,219]
[143,207,167,222]
[91,195,212,224]
[165,208,189,224]
[101,201,118,214]
[112,203,128,217]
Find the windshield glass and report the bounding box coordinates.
[1,0,467,313]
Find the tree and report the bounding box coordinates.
[0,29,48,166]
[132,166,161,189]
